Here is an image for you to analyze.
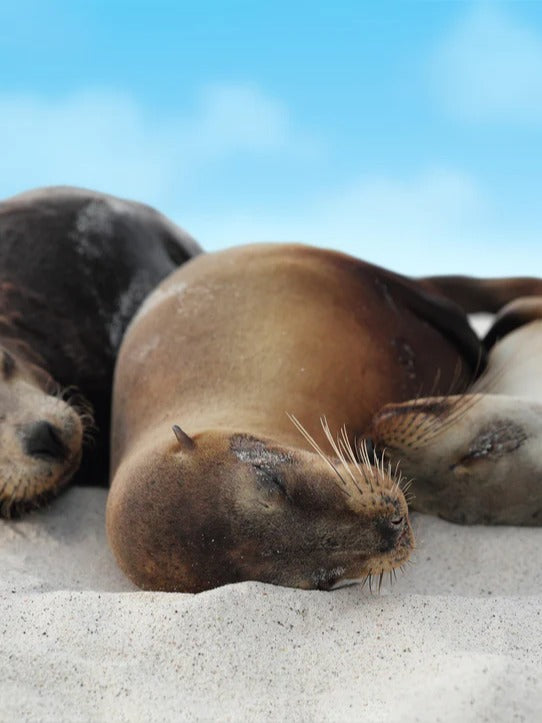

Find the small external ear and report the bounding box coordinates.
[172,424,195,451]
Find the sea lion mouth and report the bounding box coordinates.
[1,444,83,519]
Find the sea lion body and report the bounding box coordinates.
[108,243,482,592]
[0,186,201,516]
[372,312,542,525]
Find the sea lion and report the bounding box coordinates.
[0,186,201,517]
[107,243,483,593]
[371,298,542,525]
[419,274,542,315]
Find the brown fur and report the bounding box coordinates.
[108,244,483,592]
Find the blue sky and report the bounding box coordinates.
[1,1,542,274]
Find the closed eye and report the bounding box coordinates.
[253,464,288,496]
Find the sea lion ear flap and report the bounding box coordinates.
[172,424,195,451]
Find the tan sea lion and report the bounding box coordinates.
[371,297,542,525]
[0,186,201,517]
[107,243,484,593]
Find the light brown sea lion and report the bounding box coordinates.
[0,186,201,517]
[371,297,542,525]
[107,243,483,593]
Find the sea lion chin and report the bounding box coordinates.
[107,243,483,592]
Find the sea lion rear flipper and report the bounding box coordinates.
[418,275,542,314]
[483,296,542,349]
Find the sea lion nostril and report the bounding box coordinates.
[24,421,67,460]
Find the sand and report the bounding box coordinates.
[2,486,542,722]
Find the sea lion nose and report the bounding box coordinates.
[23,421,67,460]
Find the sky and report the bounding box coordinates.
[1,0,542,275]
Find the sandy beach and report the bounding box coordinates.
[2,485,541,722]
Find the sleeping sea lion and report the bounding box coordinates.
[0,186,201,517]
[107,243,483,592]
[371,297,542,525]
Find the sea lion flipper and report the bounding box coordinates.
[418,275,542,314]
[484,296,542,349]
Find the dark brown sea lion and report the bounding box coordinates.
[0,186,201,517]
[107,243,483,593]
[371,296,542,525]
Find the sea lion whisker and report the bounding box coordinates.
[333,428,360,488]
[320,417,359,493]
[446,358,468,396]
[415,393,484,444]
[393,392,484,450]
[287,413,351,496]
[392,461,404,496]
[337,436,364,496]
[338,426,367,495]
[391,470,405,499]
[356,437,371,474]
[356,438,376,492]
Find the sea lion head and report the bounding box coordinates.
[371,394,542,525]
[106,421,414,593]
[0,345,86,517]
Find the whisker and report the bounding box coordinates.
[287,413,351,496]
[338,427,366,495]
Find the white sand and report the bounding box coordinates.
[2,486,541,722]
[3,313,540,721]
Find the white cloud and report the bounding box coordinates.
[0,85,321,206]
[182,167,512,275]
[182,166,542,276]
[1,83,539,277]
[432,3,542,123]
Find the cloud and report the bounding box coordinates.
[180,167,514,275]
[182,166,542,276]
[0,84,321,206]
[1,82,539,277]
[432,3,542,123]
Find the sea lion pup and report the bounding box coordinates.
[0,186,201,517]
[371,300,542,525]
[107,243,483,593]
